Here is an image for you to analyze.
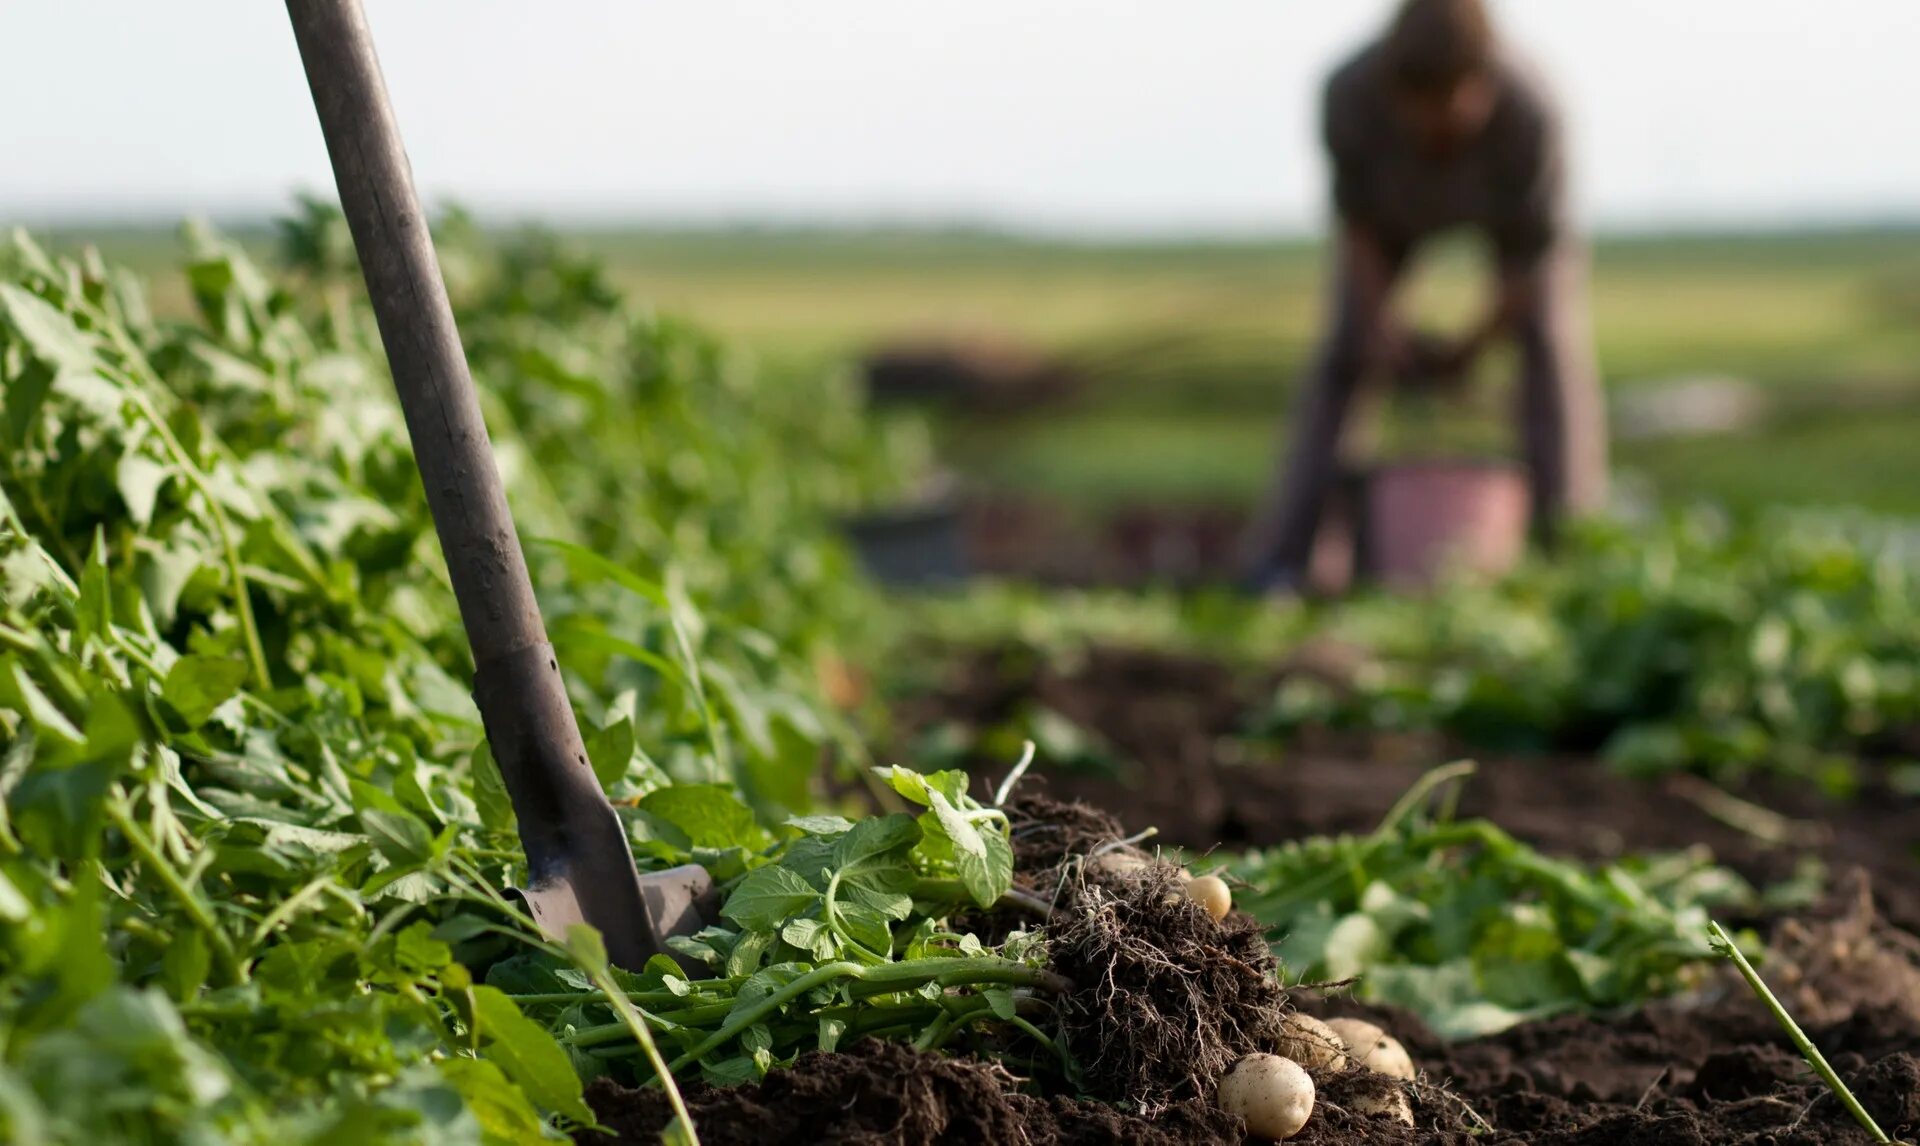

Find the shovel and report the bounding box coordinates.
[285,0,716,970]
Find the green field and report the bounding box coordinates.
[62,222,1920,515]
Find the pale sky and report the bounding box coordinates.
[4,1,1916,235]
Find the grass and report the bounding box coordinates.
[53,221,1920,516]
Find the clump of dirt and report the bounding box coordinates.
[1005,792,1129,876]
[1048,865,1291,1112]
[1765,870,1920,1029]
[582,1038,1241,1146]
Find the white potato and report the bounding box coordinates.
[1216,1053,1314,1140]
[1091,851,1151,878]
[1341,1073,1415,1126]
[1325,1017,1416,1080]
[1273,1013,1348,1071]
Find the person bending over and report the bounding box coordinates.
[1243,0,1607,593]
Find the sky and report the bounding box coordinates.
[3,1,1917,236]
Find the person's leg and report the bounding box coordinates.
[1513,243,1608,548]
[1242,248,1403,587]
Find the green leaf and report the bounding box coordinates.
[9,762,117,860]
[1,662,82,744]
[834,903,895,955]
[983,987,1017,1021]
[161,655,249,728]
[639,784,764,850]
[393,922,453,975]
[437,1056,553,1142]
[159,929,211,1002]
[729,963,809,1021]
[2,359,54,447]
[116,453,172,529]
[780,917,835,960]
[0,867,29,924]
[360,807,434,866]
[1319,913,1390,981]
[0,284,96,372]
[76,531,110,647]
[586,716,637,793]
[139,543,203,629]
[875,765,932,806]
[784,814,855,837]
[722,866,819,931]
[831,813,920,873]
[469,744,516,833]
[840,880,913,922]
[921,788,1011,908]
[817,1016,847,1053]
[974,831,1016,908]
[469,985,595,1124]
[725,930,775,979]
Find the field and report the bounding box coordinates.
[3,213,1918,1145]
[71,222,1920,515]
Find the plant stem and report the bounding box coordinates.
[1708,920,1899,1145]
[578,950,701,1146]
[909,876,1053,919]
[246,875,336,948]
[992,741,1037,807]
[568,1002,738,1049]
[508,982,743,1008]
[125,390,271,690]
[660,957,1065,1075]
[108,796,245,987]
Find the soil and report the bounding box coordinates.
[1293,904,1920,1143]
[962,497,1251,588]
[959,496,1356,592]
[585,1037,1241,1145]
[591,639,1920,1145]
[892,643,1920,935]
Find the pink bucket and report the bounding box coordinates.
[1361,460,1530,589]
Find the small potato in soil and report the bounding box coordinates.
[1185,874,1231,921]
[1329,1071,1415,1126]
[1091,852,1152,878]
[1273,1013,1347,1072]
[1217,1054,1314,1140]
[1325,1018,1415,1080]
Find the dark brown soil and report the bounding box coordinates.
[1005,792,1130,877]
[893,643,1920,934]
[1293,905,1920,1144]
[962,497,1250,587]
[584,1037,1242,1145]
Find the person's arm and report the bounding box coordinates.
[1440,259,1544,371]
[1339,221,1406,366]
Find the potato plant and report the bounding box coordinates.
[0,220,911,1142]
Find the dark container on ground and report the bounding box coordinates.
[841,491,970,586]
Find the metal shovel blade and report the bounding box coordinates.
[515,864,720,972]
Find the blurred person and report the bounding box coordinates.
[1242,0,1607,593]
